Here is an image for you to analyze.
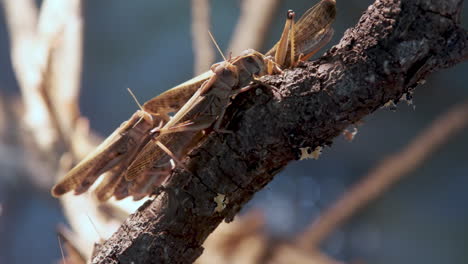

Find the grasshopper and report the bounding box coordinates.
[266,0,336,68]
[51,0,336,201]
[140,0,335,121]
[51,110,163,197]
[123,0,336,188]
[122,50,282,197]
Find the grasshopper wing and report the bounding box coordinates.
[124,139,171,181]
[51,125,132,197]
[51,111,156,197]
[93,125,156,201]
[143,70,213,117]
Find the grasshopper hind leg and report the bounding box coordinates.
[274,10,295,68]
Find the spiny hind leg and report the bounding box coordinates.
[274,10,295,69]
[288,13,298,67]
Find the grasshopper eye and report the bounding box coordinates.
[221,68,235,78]
[245,56,255,64]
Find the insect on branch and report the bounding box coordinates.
[91,0,468,263]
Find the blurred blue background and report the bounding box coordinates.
[0,0,467,263]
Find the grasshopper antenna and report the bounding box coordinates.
[208,31,227,62]
[127,87,144,111]
[57,234,67,264]
[127,87,155,125]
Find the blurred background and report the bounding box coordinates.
[0,0,467,263]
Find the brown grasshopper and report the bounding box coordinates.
[51,110,163,197]
[122,50,282,196]
[51,0,336,200]
[123,0,336,189]
[142,0,335,116]
[81,50,280,201]
[266,0,336,68]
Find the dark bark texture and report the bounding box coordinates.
[92,0,467,263]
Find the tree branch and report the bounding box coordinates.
[191,0,214,75]
[92,0,468,263]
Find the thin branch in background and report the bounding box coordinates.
[4,0,84,154]
[296,101,468,250]
[196,210,341,264]
[3,0,121,261]
[228,0,281,56]
[270,244,342,264]
[3,0,92,181]
[46,0,83,148]
[0,92,13,142]
[195,210,266,264]
[3,0,58,152]
[191,0,215,75]
[0,94,58,190]
[40,0,125,259]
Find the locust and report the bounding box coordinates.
[142,0,336,116]
[266,0,336,68]
[122,49,282,198]
[51,0,336,201]
[51,110,163,197]
[122,0,336,199]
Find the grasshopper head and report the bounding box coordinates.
[210,61,239,88]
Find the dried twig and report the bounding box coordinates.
[197,210,341,264]
[45,0,83,147]
[40,1,129,260]
[3,0,123,261]
[269,244,342,264]
[4,0,85,154]
[3,0,58,152]
[195,210,266,264]
[191,0,215,75]
[296,101,468,249]
[228,0,281,56]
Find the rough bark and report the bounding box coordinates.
[92,0,468,263]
